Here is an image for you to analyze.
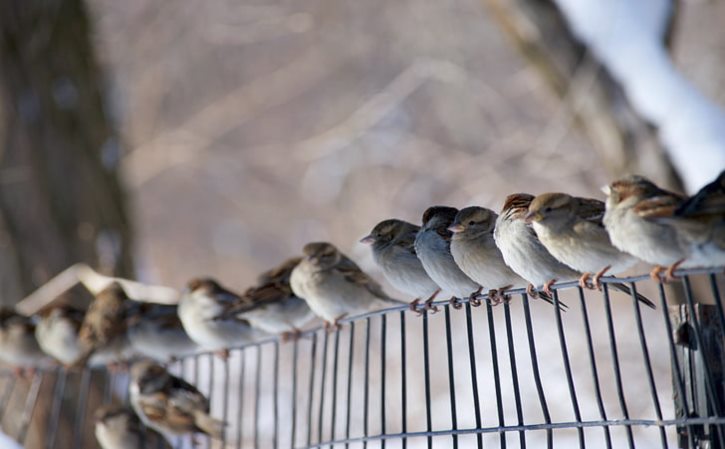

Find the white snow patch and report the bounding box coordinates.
[554,0,725,193]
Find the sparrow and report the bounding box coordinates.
[0,308,51,374]
[491,193,655,307]
[127,303,199,363]
[35,305,85,366]
[178,278,267,358]
[524,193,639,289]
[494,194,583,296]
[129,360,224,441]
[658,170,725,269]
[360,219,442,311]
[603,175,688,281]
[76,282,137,368]
[216,257,315,341]
[94,405,169,449]
[290,242,403,329]
[448,206,559,307]
[414,206,482,309]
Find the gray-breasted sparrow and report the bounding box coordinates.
[290,242,402,329]
[178,278,267,358]
[360,219,442,311]
[525,193,639,289]
[448,206,558,307]
[603,175,688,281]
[494,194,580,296]
[129,360,224,441]
[218,257,315,340]
[127,303,199,363]
[414,206,481,309]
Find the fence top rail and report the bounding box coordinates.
[0,266,721,375]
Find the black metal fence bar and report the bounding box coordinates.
[1,268,724,449]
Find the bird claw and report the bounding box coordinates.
[449,297,463,310]
[281,328,302,342]
[424,298,439,314]
[468,287,483,307]
[664,260,684,283]
[578,273,592,290]
[592,265,611,291]
[650,265,665,282]
[409,298,423,316]
[543,279,557,296]
[215,349,230,361]
[526,284,539,299]
[488,289,502,306]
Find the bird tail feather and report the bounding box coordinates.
[194,412,225,440]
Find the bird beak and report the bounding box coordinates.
[524,211,539,223]
[447,224,465,233]
[601,185,611,196]
[359,234,375,244]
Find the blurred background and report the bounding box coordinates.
[1,0,725,448]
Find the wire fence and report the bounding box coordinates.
[1,268,724,449]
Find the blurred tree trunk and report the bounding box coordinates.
[0,0,132,448]
[482,0,685,193]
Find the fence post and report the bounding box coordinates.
[672,304,725,449]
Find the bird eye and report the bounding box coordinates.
[545,207,552,212]
[468,220,475,226]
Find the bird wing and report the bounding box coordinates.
[676,172,725,217]
[576,197,606,226]
[393,229,419,257]
[633,195,683,220]
[335,257,391,300]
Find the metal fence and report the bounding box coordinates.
[2,268,724,449]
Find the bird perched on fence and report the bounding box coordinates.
[448,206,558,306]
[215,257,315,341]
[178,278,267,358]
[524,193,639,289]
[129,360,224,442]
[76,282,137,369]
[35,304,85,366]
[290,242,403,329]
[0,309,51,375]
[494,194,580,297]
[360,219,442,311]
[655,170,725,269]
[94,405,169,449]
[414,206,482,310]
[127,303,199,363]
[603,175,688,281]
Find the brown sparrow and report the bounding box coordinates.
[414,206,481,309]
[218,257,315,340]
[94,405,169,449]
[448,206,559,307]
[290,242,402,329]
[129,360,224,441]
[603,175,688,281]
[127,303,199,363]
[76,282,136,367]
[525,193,639,289]
[178,278,267,357]
[494,194,580,296]
[0,309,51,373]
[35,305,85,366]
[360,219,442,311]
